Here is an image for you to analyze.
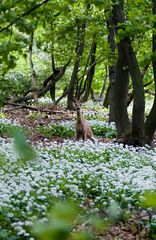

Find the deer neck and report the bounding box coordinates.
[77,110,83,122]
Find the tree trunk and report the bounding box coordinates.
[29,30,37,102]
[145,0,156,144]
[67,22,86,109]
[82,38,97,102]
[76,45,91,99]
[103,84,110,108]
[123,39,145,146]
[114,43,130,138]
[99,66,108,99]
[107,17,116,123]
[50,85,55,101]
[50,53,56,101]
[113,0,145,146]
[109,64,116,122]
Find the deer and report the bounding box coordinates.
[72,98,95,143]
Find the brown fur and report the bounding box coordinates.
[74,100,95,143]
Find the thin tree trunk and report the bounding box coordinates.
[82,37,97,102]
[76,45,91,99]
[50,52,56,101]
[103,84,110,108]
[127,61,151,106]
[29,30,37,102]
[109,64,116,122]
[145,0,156,144]
[99,66,108,99]
[67,22,86,109]
[127,80,153,107]
[107,16,116,122]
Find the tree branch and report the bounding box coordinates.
[0,0,50,33]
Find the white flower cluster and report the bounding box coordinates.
[83,109,107,120]
[0,137,156,238]
[88,120,116,129]
[38,97,54,104]
[0,117,20,127]
[42,120,116,131]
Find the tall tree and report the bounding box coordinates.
[145,0,156,144]
[114,42,130,139]
[107,16,116,123]
[28,30,37,102]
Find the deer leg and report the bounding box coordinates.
[76,132,81,141]
[90,137,95,144]
[83,133,87,142]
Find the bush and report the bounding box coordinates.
[0,123,14,137]
[92,125,116,138]
[36,124,75,138]
[36,121,117,139]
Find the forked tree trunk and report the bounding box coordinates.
[67,22,86,109]
[145,0,156,144]
[113,0,145,146]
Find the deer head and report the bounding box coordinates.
[72,97,82,112]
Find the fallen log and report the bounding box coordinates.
[3,101,63,114]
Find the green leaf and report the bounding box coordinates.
[11,128,36,162]
[141,191,156,209]
[0,96,4,108]
[74,231,93,240]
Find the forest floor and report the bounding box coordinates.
[0,102,155,240]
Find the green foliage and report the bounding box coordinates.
[36,122,117,139]
[33,200,111,240]
[92,125,116,138]
[0,71,31,97]
[141,191,156,209]
[0,0,155,98]
[33,201,77,240]
[0,123,17,137]
[0,228,22,240]
[0,97,5,108]
[141,191,156,239]
[11,128,36,162]
[36,124,75,138]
